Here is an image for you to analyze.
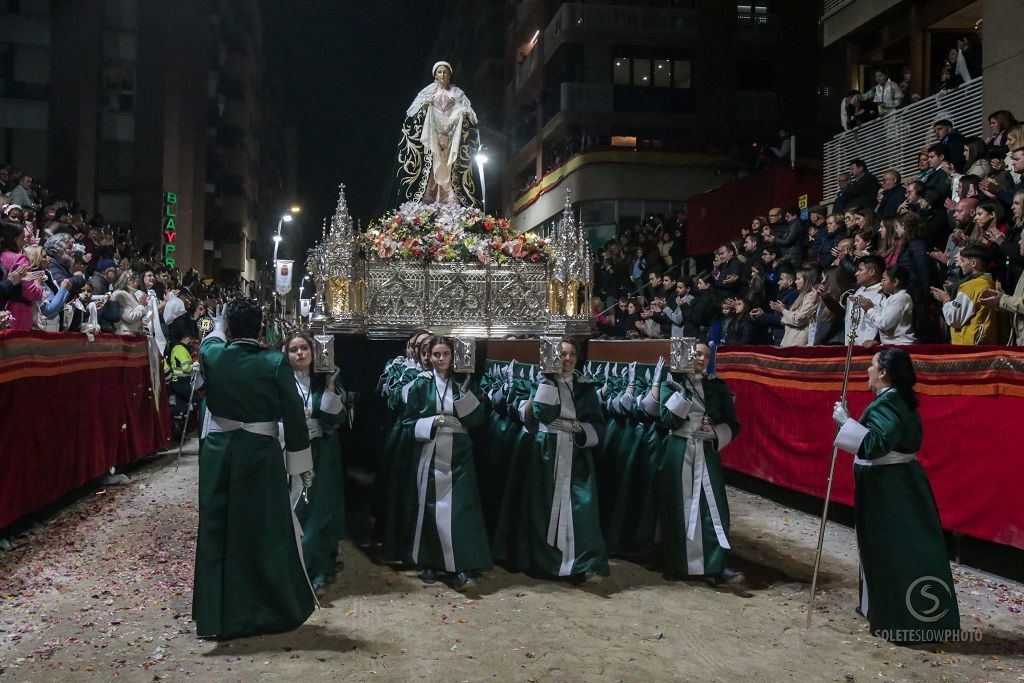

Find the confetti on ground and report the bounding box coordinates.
[0,453,1021,680]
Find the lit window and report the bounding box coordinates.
[613,57,631,85]
[632,58,651,86]
[654,59,671,87]
[737,2,768,24]
[611,135,637,148]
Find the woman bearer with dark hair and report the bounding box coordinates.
[282,331,348,594]
[832,347,960,642]
[403,335,490,590]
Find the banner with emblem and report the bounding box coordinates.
[275,260,294,295]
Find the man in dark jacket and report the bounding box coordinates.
[750,267,797,345]
[814,209,847,268]
[771,207,807,266]
[933,119,966,171]
[712,243,743,297]
[832,173,851,214]
[843,159,879,210]
[875,169,907,219]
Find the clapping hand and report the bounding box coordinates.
[5,264,29,285]
[978,287,1003,308]
[768,299,784,313]
[985,226,1006,244]
[750,307,764,319]
[930,285,951,304]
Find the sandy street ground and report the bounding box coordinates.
[1,444,1022,682]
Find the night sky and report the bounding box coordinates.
[260,0,454,251]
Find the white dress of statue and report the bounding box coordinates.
[405,61,478,205]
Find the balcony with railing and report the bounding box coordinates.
[542,3,695,60]
[822,77,983,203]
[560,82,613,114]
[822,0,851,17]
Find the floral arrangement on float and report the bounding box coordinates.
[365,201,552,265]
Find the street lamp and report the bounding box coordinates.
[474,150,488,214]
[273,213,293,264]
[290,206,301,214]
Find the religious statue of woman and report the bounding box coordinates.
[396,61,483,208]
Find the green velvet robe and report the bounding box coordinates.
[402,372,492,573]
[192,334,314,639]
[491,363,544,569]
[837,387,960,641]
[603,367,660,558]
[649,373,740,576]
[292,380,348,581]
[380,360,423,563]
[510,375,609,577]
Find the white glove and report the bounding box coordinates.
[832,402,851,427]
[550,418,584,433]
[457,372,472,393]
[627,361,637,387]
[691,428,716,442]
[653,356,665,384]
[666,379,683,393]
[300,470,314,488]
[212,315,227,335]
[327,368,341,392]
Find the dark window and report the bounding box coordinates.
[736,58,775,92]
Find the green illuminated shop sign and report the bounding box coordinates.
[163,191,177,268]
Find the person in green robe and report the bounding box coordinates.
[644,344,743,584]
[491,361,543,570]
[832,347,960,642]
[380,334,433,564]
[192,298,315,640]
[521,339,609,581]
[282,332,348,594]
[605,362,661,558]
[403,335,491,590]
[374,331,430,546]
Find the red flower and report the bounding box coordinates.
[530,252,540,262]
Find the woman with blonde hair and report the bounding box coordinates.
[110,269,147,335]
[772,266,818,347]
[24,244,71,331]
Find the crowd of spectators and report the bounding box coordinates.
[841,35,983,131]
[0,161,251,431]
[592,111,1024,348]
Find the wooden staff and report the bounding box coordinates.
[806,294,861,627]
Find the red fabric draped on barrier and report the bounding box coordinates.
[0,330,170,529]
[716,344,1024,551]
